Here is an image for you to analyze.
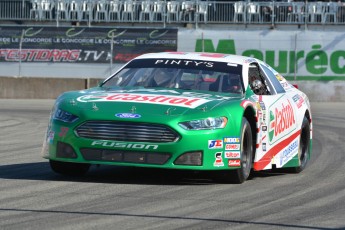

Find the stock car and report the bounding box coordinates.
[41,52,312,183]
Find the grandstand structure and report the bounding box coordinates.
[0,0,344,27]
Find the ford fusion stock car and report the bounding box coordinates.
[41,52,312,183]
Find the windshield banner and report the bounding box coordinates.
[0,26,177,63]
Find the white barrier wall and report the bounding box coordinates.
[1,28,345,80]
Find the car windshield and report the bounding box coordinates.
[102,58,244,94]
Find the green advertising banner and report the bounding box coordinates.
[178,29,345,80]
[0,26,177,63]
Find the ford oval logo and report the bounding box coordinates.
[115,113,141,119]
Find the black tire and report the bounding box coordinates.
[291,116,310,173]
[216,117,254,184]
[50,160,90,176]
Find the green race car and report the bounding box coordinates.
[42,52,312,183]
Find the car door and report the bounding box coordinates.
[247,62,299,171]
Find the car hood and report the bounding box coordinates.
[58,87,243,118]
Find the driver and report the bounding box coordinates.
[152,68,173,87]
[250,76,268,95]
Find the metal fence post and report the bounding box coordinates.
[18,29,25,77]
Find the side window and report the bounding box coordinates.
[248,63,272,95]
[260,64,285,94]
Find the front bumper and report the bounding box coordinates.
[42,120,242,170]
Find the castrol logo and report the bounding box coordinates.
[268,99,297,144]
[77,93,210,108]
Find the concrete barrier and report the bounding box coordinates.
[0,77,102,99]
[0,77,344,101]
[291,81,345,102]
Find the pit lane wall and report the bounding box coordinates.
[0,28,345,101]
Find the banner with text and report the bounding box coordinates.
[0,26,177,63]
[178,29,345,79]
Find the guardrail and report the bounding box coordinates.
[1,0,345,27]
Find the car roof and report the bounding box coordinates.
[134,52,257,65]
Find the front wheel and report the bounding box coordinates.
[50,160,90,176]
[216,117,254,184]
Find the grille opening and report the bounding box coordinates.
[80,148,171,165]
[75,121,180,143]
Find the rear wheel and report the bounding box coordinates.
[292,116,310,173]
[50,160,90,176]
[216,117,253,184]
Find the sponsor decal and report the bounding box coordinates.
[259,101,266,110]
[280,140,298,165]
[115,113,141,118]
[59,127,69,137]
[47,130,55,144]
[225,144,240,150]
[257,110,263,121]
[292,94,305,109]
[262,143,267,151]
[228,159,241,167]
[214,152,224,167]
[91,140,158,150]
[269,100,296,144]
[154,59,214,68]
[88,89,232,100]
[0,27,177,63]
[225,151,241,159]
[254,129,300,171]
[281,82,291,90]
[262,110,266,122]
[0,49,81,62]
[223,137,240,143]
[208,140,223,149]
[276,74,284,81]
[77,93,210,108]
[256,102,261,110]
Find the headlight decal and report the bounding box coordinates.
[179,117,228,130]
[53,109,79,123]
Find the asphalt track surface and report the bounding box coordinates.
[0,99,344,230]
